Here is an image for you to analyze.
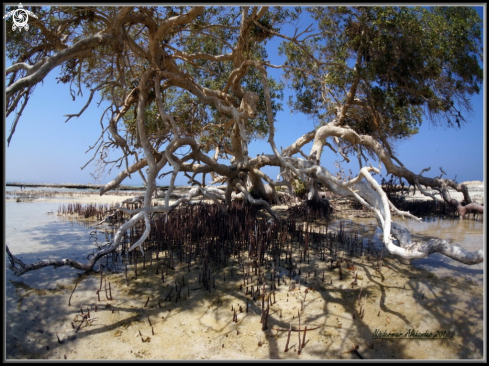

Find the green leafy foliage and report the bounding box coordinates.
[283,6,482,141]
[5,6,482,180]
[291,177,308,198]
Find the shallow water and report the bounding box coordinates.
[5,200,103,297]
[326,216,484,285]
[5,194,484,291]
[4,192,485,360]
[5,187,142,202]
[6,186,101,196]
[391,216,484,285]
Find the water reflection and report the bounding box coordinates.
[5,200,103,295]
[297,214,483,286]
[326,216,484,285]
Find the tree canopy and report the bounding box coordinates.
[5,6,484,275]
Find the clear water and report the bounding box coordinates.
[4,200,106,296]
[325,216,484,285]
[4,194,484,296]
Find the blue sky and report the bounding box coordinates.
[4,6,485,187]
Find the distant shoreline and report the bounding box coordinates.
[6,181,483,201]
[5,182,228,192]
[6,182,150,191]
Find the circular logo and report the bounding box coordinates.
[12,8,30,31]
[4,3,38,32]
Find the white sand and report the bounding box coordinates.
[5,189,484,360]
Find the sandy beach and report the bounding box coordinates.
[4,186,485,360]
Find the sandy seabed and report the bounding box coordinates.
[4,188,485,361]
